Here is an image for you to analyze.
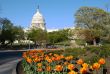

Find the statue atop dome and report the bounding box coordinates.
[31,6,46,30]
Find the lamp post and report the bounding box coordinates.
[29,38,30,49]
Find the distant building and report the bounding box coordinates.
[47,29,59,32]
[31,6,46,30]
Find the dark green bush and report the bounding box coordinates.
[84,55,100,64]
[99,46,110,57]
[75,39,86,46]
[85,45,110,58]
[85,46,100,53]
[46,50,64,55]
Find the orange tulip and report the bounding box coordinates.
[55,57,61,61]
[77,59,84,65]
[82,63,88,68]
[68,64,75,70]
[55,65,63,72]
[47,59,52,63]
[51,57,56,61]
[34,57,39,62]
[80,67,87,74]
[68,70,77,74]
[65,56,73,61]
[98,58,105,65]
[64,62,69,65]
[22,52,27,58]
[69,55,73,59]
[31,55,36,59]
[92,63,100,70]
[60,55,64,59]
[37,68,43,72]
[54,54,59,57]
[45,56,49,60]
[46,66,51,71]
[37,63,42,67]
[26,57,32,64]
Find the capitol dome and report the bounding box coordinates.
[31,8,46,30]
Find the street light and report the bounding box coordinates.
[28,38,30,49]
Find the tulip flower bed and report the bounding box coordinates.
[22,50,106,74]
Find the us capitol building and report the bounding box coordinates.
[15,7,77,47]
[30,7,46,30]
[14,7,46,44]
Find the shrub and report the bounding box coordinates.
[64,48,86,57]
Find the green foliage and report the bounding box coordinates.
[85,55,100,64]
[63,45,110,64]
[99,46,110,57]
[85,46,100,53]
[0,18,24,45]
[64,48,86,57]
[46,50,64,55]
[99,49,110,57]
[55,41,70,46]
[47,29,69,44]
[27,28,47,45]
[75,39,86,46]
[22,59,34,74]
[75,7,110,45]
[85,45,110,58]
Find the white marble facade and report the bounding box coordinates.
[31,8,46,30]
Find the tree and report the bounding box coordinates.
[27,28,47,48]
[47,29,70,45]
[0,18,24,46]
[104,15,110,42]
[75,7,110,45]
[13,26,25,43]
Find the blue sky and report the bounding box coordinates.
[0,0,109,29]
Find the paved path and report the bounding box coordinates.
[0,58,22,74]
[0,51,23,74]
[0,49,63,74]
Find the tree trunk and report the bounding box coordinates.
[93,39,96,46]
[34,41,37,48]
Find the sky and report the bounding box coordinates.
[0,0,109,29]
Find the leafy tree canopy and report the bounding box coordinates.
[27,28,47,45]
[75,7,110,45]
[0,18,24,46]
[47,29,70,44]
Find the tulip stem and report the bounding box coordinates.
[96,70,98,74]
